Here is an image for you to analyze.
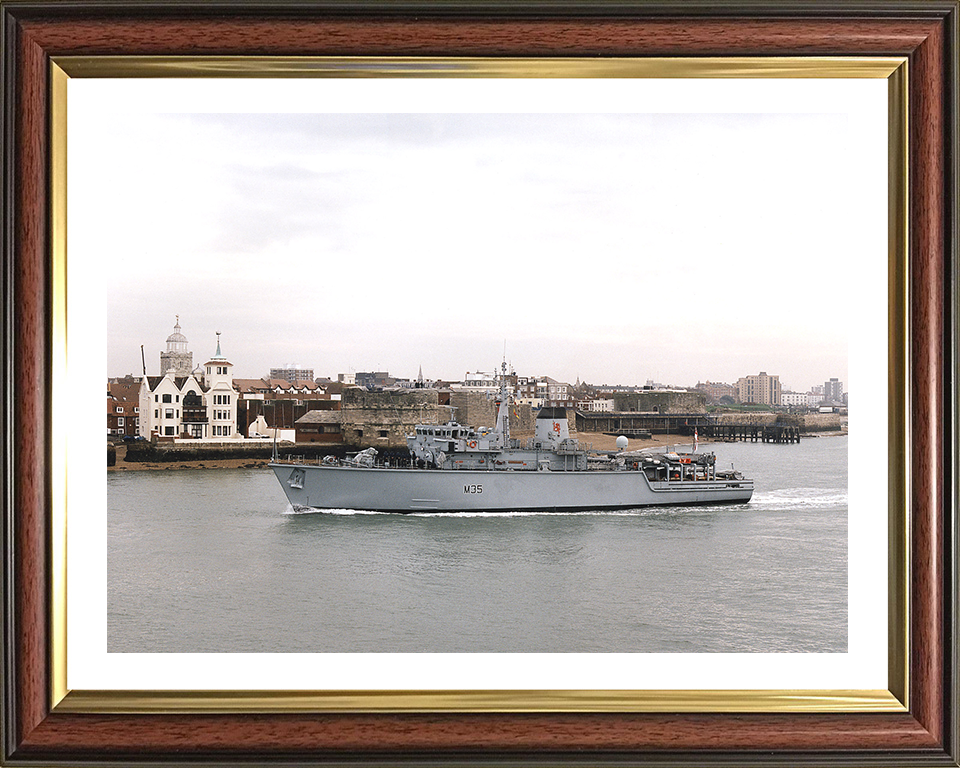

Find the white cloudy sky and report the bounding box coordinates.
[70,79,885,392]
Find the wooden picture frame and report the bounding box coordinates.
[2,2,957,765]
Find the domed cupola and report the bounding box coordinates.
[165,316,188,352]
[160,315,193,375]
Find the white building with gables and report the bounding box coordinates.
[138,324,240,441]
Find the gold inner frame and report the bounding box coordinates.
[49,56,909,714]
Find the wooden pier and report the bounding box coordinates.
[577,411,801,445]
[699,423,801,444]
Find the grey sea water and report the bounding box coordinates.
[108,436,847,653]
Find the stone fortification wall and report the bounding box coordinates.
[609,391,707,414]
[715,413,779,426]
[123,441,328,463]
[714,412,845,432]
[339,388,451,449]
[450,391,534,432]
[800,413,846,432]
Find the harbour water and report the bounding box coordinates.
[108,437,847,653]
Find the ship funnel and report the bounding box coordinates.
[535,407,570,445]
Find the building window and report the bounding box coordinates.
[134,407,139,413]
[118,417,124,427]
[162,394,172,403]
[116,406,123,413]
[164,426,174,436]
[379,430,389,438]
[165,409,174,419]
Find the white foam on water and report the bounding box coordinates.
[750,487,848,509]
[283,505,384,516]
[285,506,743,519]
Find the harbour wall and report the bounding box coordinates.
[714,412,846,432]
[123,441,347,464]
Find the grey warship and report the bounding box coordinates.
[270,364,753,514]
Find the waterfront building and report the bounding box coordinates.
[824,377,844,402]
[695,380,739,404]
[269,366,314,383]
[233,378,325,399]
[203,335,238,439]
[139,371,207,439]
[780,391,809,408]
[543,377,575,409]
[580,398,616,412]
[107,394,139,438]
[736,372,782,406]
[355,371,394,389]
[107,379,141,438]
[806,392,824,408]
[449,371,499,394]
[139,333,240,441]
[294,410,344,443]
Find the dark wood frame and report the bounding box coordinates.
[2,2,957,765]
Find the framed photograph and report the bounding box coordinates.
[2,2,957,766]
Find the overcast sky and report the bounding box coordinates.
[70,81,884,393]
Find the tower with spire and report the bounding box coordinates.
[159,315,193,375]
[203,332,237,439]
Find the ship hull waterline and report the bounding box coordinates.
[270,463,754,514]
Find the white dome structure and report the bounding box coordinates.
[159,315,193,375]
[165,319,188,352]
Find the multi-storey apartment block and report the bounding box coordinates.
[736,371,782,406]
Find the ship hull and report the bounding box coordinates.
[270,463,753,513]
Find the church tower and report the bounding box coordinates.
[159,316,193,375]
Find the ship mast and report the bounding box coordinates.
[496,358,511,444]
